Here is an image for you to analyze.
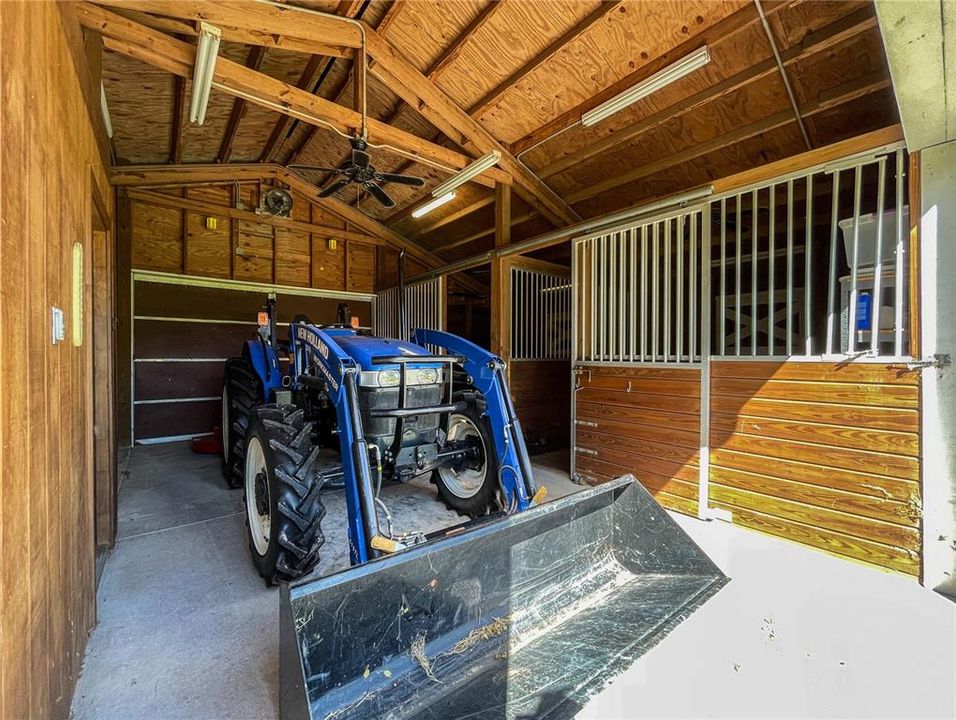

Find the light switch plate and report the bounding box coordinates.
[51,306,65,344]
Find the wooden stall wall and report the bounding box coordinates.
[1,4,113,718]
[511,361,571,453]
[708,361,921,576]
[574,366,702,516]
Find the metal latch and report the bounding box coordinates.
[901,354,952,371]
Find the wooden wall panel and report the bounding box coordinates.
[131,202,182,272]
[510,360,570,453]
[347,242,376,293]
[0,3,113,718]
[312,237,346,291]
[709,361,921,576]
[573,365,702,515]
[274,227,311,287]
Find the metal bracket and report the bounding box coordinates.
[901,353,952,371]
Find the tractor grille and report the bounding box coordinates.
[360,385,443,452]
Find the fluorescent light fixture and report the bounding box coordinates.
[431,151,500,198]
[412,192,456,219]
[581,46,710,127]
[188,22,222,125]
[100,82,113,139]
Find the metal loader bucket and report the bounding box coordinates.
[280,475,728,720]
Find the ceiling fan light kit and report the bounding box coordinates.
[581,45,710,127]
[189,22,222,126]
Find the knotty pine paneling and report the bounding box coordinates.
[573,364,702,515]
[709,361,921,576]
[1,3,114,717]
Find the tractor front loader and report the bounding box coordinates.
[222,299,727,719]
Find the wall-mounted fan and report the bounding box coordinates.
[290,137,425,208]
[261,187,293,217]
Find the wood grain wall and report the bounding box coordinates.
[1,3,113,718]
[709,361,921,575]
[510,360,570,453]
[123,185,377,294]
[573,365,702,516]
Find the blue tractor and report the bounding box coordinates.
[221,297,538,584]
[222,295,726,719]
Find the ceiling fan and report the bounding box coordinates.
[290,137,425,208]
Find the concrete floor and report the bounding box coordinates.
[72,443,956,719]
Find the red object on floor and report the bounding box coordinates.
[191,426,223,455]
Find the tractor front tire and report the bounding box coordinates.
[244,405,326,585]
[433,399,499,519]
[222,357,261,489]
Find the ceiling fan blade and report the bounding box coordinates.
[363,181,395,208]
[352,148,371,169]
[376,173,425,187]
[318,178,352,198]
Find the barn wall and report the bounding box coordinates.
[573,365,702,516]
[510,361,571,453]
[0,4,113,719]
[709,361,921,576]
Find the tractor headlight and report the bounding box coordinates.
[379,370,401,387]
[413,367,440,385]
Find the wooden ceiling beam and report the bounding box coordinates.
[564,70,892,205]
[94,0,363,48]
[77,4,509,187]
[409,195,494,238]
[437,212,536,254]
[218,45,266,163]
[509,1,796,157]
[105,4,349,56]
[536,6,880,180]
[467,1,621,120]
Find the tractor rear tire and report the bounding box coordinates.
[433,397,499,519]
[222,357,261,489]
[243,404,326,585]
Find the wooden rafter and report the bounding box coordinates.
[467,1,621,120]
[218,44,266,163]
[536,6,880,180]
[259,53,326,163]
[92,0,579,226]
[509,1,795,157]
[169,74,185,164]
[564,70,891,205]
[409,195,494,238]
[77,3,510,187]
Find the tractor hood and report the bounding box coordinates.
[326,330,436,371]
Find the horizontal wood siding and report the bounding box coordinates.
[509,360,570,453]
[574,365,701,515]
[709,361,921,576]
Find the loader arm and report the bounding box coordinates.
[288,323,379,565]
[411,328,538,512]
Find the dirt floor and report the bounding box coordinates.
[71,443,955,719]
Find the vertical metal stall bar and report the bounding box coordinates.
[512,268,519,359]
[630,229,637,362]
[677,215,684,362]
[652,223,660,362]
[805,174,813,356]
[609,236,618,361]
[664,219,671,363]
[826,170,841,355]
[690,212,697,363]
[641,225,648,361]
[847,164,863,354]
[550,272,557,360]
[768,184,776,356]
[894,149,905,357]
[587,239,597,361]
[572,242,580,362]
[535,270,542,360]
[599,236,607,360]
[720,198,726,356]
[619,232,627,362]
[751,188,758,357]
[870,159,887,356]
[698,214,712,517]
[735,194,742,356]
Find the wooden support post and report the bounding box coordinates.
[907,150,921,358]
[490,182,511,366]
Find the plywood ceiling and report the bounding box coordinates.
[99,0,898,263]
